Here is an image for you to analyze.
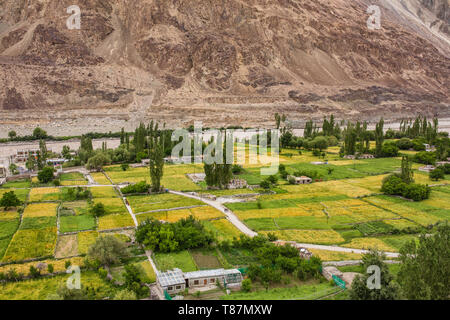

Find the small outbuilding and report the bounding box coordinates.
[287,175,312,185]
[156,268,186,295]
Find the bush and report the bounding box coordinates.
[53,179,61,186]
[38,167,55,183]
[48,264,54,274]
[232,164,243,174]
[430,167,445,181]
[396,138,413,150]
[241,279,252,292]
[121,163,130,171]
[260,180,271,189]
[121,181,150,194]
[381,174,430,201]
[381,142,399,157]
[412,139,426,151]
[414,151,436,165]
[441,163,450,174]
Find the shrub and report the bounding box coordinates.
[381,141,399,157]
[121,163,130,171]
[414,151,436,165]
[430,167,445,181]
[396,138,413,150]
[381,174,430,201]
[241,279,252,292]
[232,164,243,174]
[47,264,54,274]
[121,181,150,194]
[260,180,271,189]
[441,163,450,174]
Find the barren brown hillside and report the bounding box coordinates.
[0,0,449,136]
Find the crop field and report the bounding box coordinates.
[261,229,345,245]
[90,172,111,185]
[29,188,61,202]
[93,197,127,215]
[59,172,88,186]
[0,256,84,277]
[127,193,203,213]
[0,271,113,300]
[20,216,56,230]
[2,227,57,262]
[202,218,243,241]
[77,231,99,255]
[307,249,362,261]
[98,213,134,230]
[154,250,198,272]
[135,205,224,224]
[90,186,118,198]
[22,203,58,218]
[0,211,20,259]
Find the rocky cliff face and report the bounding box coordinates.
[0,0,449,136]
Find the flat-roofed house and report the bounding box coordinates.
[287,175,312,184]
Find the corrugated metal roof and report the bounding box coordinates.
[184,268,241,279]
[157,268,185,287]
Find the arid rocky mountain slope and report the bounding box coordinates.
[0,0,449,136]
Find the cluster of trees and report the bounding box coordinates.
[135,216,214,253]
[381,156,431,201]
[430,164,450,181]
[221,234,322,289]
[350,224,449,300]
[203,135,233,189]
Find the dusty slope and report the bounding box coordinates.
[0,0,449,136]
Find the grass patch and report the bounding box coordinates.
[60,215,96,233]
[153,250,198,272]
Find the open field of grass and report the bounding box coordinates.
[190,249,223,269]
[0,210,20,259]
[221,281,338,300]
[153,250,198,272]
[61,201,89,216]
[22,203,58,218]
[60,214,96,233]
[29,188,61,202]
[0,179,31,189]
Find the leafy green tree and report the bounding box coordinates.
[8,131,17,139]
[90,203,106,217]
[123,264,149,299]
[349,249,400,300]
[86,235,130,267]
[62,145,71,160]
[8,163,18,175]
[37,167,54,184]
[33,127,47,140]
[398,225,449,300]
[86,152,111,171]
